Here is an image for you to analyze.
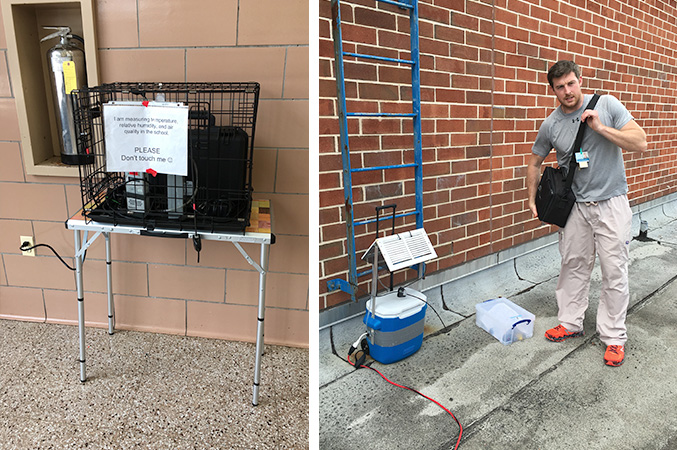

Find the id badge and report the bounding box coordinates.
[575,151,590,168]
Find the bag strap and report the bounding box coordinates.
[565,93,600,187]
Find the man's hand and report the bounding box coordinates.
[580,111,647,153]
[526,153,546,219]
[580,109,604,133]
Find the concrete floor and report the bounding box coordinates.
[0,320,308,449]
[320,204,677,449]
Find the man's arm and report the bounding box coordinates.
[526,153,547,218]
[580,111,647,152]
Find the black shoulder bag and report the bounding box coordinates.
[535,93,600,228]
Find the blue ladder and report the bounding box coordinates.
[328,0,424,301]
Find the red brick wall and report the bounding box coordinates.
[319,0,677,310]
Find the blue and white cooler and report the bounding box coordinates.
[363,288,427,364]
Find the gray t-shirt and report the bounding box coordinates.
[532,94,634,202]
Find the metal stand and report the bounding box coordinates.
[67,211,273,405]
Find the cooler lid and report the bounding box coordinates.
[366,289,426,319]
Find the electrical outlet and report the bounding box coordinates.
[20,236,35,257]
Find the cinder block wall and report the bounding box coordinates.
[0,0,309,347]
[319,0,677,310]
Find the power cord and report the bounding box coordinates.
[401,287,447,329]
[345,338,463,450]
[19,242,86,271]
[374,281,447,329]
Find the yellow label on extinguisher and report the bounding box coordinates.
[62,61,78,94]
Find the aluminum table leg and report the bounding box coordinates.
[252,243,269,406]
[104,232,115,335]
[74,230,87,382]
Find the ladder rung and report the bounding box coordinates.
[355,211,418,227]
[351,163,417,173]
[346,112,417,117]
[343,52,414,65]
[376,0,414,10]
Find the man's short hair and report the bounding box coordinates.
[547,60,581,88]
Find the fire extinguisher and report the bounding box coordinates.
[41,26,93,165]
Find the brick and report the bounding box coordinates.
[0,183,67,221]
[148,264,224,302]
[470,144,496,158]
[423,162,452,177]
[421,70,451,87]
[451,42,479,61]
[377,30,411,51]
[364,182,403,200]
[319,98,335,117]
[319,78,337,98]
[384,166,415,183]
[466,61,493,77]
[436,88,465,103]
[423,103,450,117]
[379,66,412,84]
[436,173,464,189]
[466,31,493,49]
[435,25,464,43]
[382,135,415,149]
[320,188,346,208]
[363,150,404,167]
[345,100,380,114]
[436,119,464,133]
[466,91,492,105]
[139,0,237,46]
[344,62,378,81]
[452,12,479,31]
[469,0,494,18]
[417,19,435,39]
[0,286,45,321]
[322,222,349,243]
[452,74,479,90]
[507,26,529,43]
[505,0,529,15]
[359,83,400,100]
[422,133,451,148]
[362,118,402,135]
[530,4,550,21]
[420,37,451,57]
[355,6,397,30]
[419,3,450,24]
[518,42,539,58]
[319,172,341,190]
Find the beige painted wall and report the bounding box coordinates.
[0,0,309,347]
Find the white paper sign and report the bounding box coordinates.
[103,101,189,176]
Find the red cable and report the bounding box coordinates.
[347,353,463,450]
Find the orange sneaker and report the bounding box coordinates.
[604,345,625,367]
[545,324,584,342]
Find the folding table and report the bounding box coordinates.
[65,200,274,405]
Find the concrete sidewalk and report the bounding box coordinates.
[319,206,677,449]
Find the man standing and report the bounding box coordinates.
[526,60,647,367]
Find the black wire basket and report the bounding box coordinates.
[71,82,260,233]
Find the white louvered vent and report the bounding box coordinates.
[363,228,437,272]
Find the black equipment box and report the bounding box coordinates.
[71,82,260,233]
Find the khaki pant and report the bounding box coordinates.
[556,195,632,346]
